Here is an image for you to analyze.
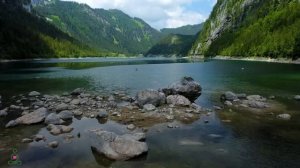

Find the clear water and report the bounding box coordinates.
[0,57,300,168]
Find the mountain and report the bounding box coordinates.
[190,0,300,59]
[0,0,99,59]
[160,23,203,35]
[146,34,196,57]
[33,0,162,54]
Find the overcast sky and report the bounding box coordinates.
[63,0,216,29]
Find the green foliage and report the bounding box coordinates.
[0,3,106,59]
[146,34,196,57]
[193,0,300,59]
[161,23,203,35]
[34,1,162,54]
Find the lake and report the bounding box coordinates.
[0,57,300,168]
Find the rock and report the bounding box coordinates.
[221,91,238,101]
[136,89,166,107]
[5,120,18,128]
[108,95,115,101]
[15,107,48,125]
[127,133,146,141]
[166,115,175,120]
[73,110,83,116]
[269,96,276,99]
[166,95,191,107]
[143,104,156,111]
[58,110,73,120]
[45,113,64,125]
[10,105,21,110]
[162,77,201,102]
[56,103,69,112]
[70,99,80,105]
[246,95,267,102]
[208,134,223,139]
[167,124,174,128]
[48,141,59,148]
[224,101,233,106]
[0,108,8,117]
[22,138,33,143]
[242,100,268,109]
[236,93,247,99]
[90,114,95,118]
[294,95,300,101]
[127,124,136,130]
[47,124,73,135]
[191,103,202,110]
[214,106,222,110]
[34,135,45,141]
[29,91,41,96]
[71,88,84,95]
[97,110,108,118]
[112,112,119,116]
[88,129,148,161]
[277,114,291,120]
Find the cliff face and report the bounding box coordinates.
[191,0,300,59]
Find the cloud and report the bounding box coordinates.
[63,0,215,29]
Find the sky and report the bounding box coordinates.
[63,0,217,29]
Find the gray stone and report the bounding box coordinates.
[162,77,202,102]
[294,95,300,101]
[29,91,41,97]
[70,99,80,105]
[73,110,83,116]
[246,95,267,102]
[45,113,64,125]
[127,124,136,130]
[15,107,48,125]
[88,129,148,160]
[56,103,69,112]
[221,91,238,101]
[136,89,166,107]
[97,110,108,118]
[34,135,45,141]
[108,95,115,101]
[277,114,291,120]
[5,120,18,128]
[0,108,8,117]
[143,104,156,111]
[242,100,268,109]
[236,93,247,99]
[167,124,174,128]
[58,110,73,120]
[48,141,59,148]
[10,105,21,110]
[166,95,191,107]
[166,115,175,120]
[224,101,233,106]
[71,88,84,95]
[22,138,33,143]
[47,124,73,135]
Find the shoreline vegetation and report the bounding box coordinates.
[2,55,300,64]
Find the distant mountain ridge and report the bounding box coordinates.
[33,0,162,54]
[160,24,203,35]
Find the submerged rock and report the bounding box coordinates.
[136,89,166,107]
[29,91,41,97]
[48,141,59,148]
[277,114,291,120]
[166,95,191,107]
[47,124,74,135]
[162,77,201,102]
[88,129,148,161]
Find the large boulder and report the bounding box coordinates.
[166,95,191,107]
[88,129,148,161]
[15,107,48,125]
[136,89,166,107]
[162,77,201,102]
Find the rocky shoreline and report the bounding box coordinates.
[0,77,299,161]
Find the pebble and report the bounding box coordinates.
[48,141,59,148]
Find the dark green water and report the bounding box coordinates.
[0,57,300,168]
